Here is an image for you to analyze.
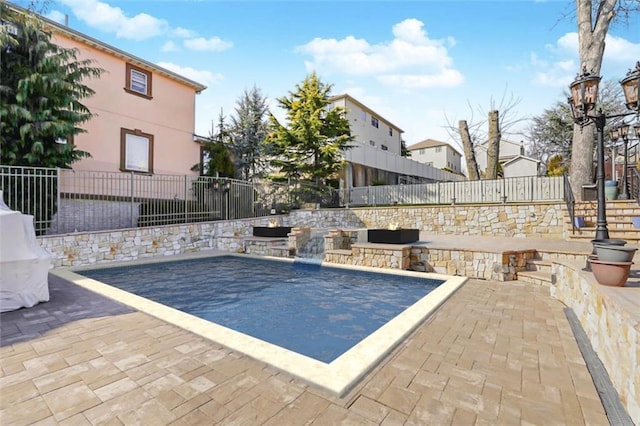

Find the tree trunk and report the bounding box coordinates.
[459,120,480,180]
[485,110,501,180]
[570,0,616,200]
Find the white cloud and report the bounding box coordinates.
[172,27,197,39]
[60,0,167,40]
[184,36,233,52]
[295,18,461,89]
[603,34,640,64]
[531,32,640,87]
[157,62,223,86]
[47,10,67,25]
[161,41,179,52]
[379,69,464,88]
[59,0,232,49]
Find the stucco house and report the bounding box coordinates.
[43,13,207,176]
[328,94,462,187]
[474,139,540,177]
[406,139,463,174]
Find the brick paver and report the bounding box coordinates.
[1,274,608,425]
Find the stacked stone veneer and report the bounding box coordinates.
[552,261,639,424]
[39,216,291,267]
[323,229,536,281]
[38,203,566,268]
[286,202,567,239]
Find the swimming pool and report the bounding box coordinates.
[55,252,467,396]
[76,256,443,363]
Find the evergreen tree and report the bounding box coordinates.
[229,86,269,181]
[266,72,354,188]
[401,140,411,157]
[0,3,102,168]
[197,110,235,178]
[546,155,568,176]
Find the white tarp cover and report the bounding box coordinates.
[0,192,52,312]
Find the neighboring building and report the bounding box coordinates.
[501,156,541,178]
[406,139,463,174]
[474,139,540,177]
[328,94,462,187]
[44,13,207,176]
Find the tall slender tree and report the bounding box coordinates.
[266,73,354,188]
[229,86,269,181]
[196,110,235,178]
[569,0,639,199]
[0,3,102,168]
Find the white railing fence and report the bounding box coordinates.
[1,165,564,236]
[345,176,564,206]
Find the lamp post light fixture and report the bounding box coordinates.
[610,124,630,199]
[568,61,640,240]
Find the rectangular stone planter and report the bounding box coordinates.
[368,229,419,244]
[252,226,292,238]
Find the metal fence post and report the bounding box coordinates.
[56,167,61,233]
[130,172,135,228]
[184,175,188,224]
[531,176,534,202]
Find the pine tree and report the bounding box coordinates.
[0,3,102,168]
[229,86,269,181]
[198,110,235,178]
[266,72,354,189]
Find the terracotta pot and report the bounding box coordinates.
[594,244,638,262]
[588,258,633,287]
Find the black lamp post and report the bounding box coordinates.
[568,61,640,241]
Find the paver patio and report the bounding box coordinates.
[1,268,609,425]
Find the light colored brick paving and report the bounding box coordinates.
[0,276,610,425]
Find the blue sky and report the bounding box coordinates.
[31,0,640,150]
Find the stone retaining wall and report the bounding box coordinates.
[38,203,566,268]
[552,261,639,424]
[39,216,288,267]
[324,236,536,281]
[287,202,567,239]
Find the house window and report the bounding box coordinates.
[120,128,154,173]
[381,144,388,151]
[369,140,376,147]
[361,110,367,121]
[125,63,152,99]
[435,146,442,153]
[419,149,425,155]
[388,127,393,136]
[371,117,379,128]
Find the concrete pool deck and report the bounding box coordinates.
[0,238,611,425]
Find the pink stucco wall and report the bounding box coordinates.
[52,32,202,176]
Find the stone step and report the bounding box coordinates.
[568,233,640,244]
[517,270,553,286]
[527,259,552,273]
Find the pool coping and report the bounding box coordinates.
[51,252,468,397]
